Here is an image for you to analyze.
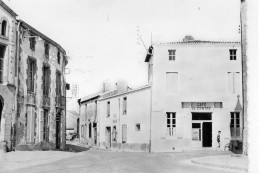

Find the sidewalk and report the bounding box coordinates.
[191,154,248,172]
[0,150,77,172]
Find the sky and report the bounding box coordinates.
[3,0,241,97]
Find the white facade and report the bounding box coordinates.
[148,38,242,152]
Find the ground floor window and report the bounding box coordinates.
[166,112,176,136]
[230,112,241,138]
[43,110,49,141]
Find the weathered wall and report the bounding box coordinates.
[15,24,67,150]
[151,42,242,152]
[0,4,17,150]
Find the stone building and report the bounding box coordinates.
[15,21,68,150]
[0,0,18,150]
[146,36,242,152]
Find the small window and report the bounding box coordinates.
[44,43,50,57]
[229,49,237,60]
[166,112,176,136]
[168,50,176,61]
[57,51,61,64]
[135,124,141,131]
[29,37,36,51]
[123,97,127,115]
[107,101,110,117]
[1,20,7,36]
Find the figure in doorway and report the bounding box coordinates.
[217,131,221,150]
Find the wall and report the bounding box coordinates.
[15,24,67,150]
[0,4,17,150]
[151,43,242,152]
[99,86,151,152]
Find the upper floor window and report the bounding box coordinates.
[44,43,50,58]
[123,97,127,115]
[229,49,237,60]
[29,37,36,51]
[168,50,176,61]
[27,58,36,92]
[57,51,61,64]
[43,66,50,96]
[56,72,61,96]
[1,20,7,36]
[0,45,5,83]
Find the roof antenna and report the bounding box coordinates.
[137,25,148,51]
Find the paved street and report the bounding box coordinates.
[4,149,244,173]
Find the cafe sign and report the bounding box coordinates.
[191,102,213,111]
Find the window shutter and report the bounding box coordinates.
[40,110,44,141]
[122,125,127,143]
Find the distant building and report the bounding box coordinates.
[66,110,79,135]
[71,83,79,98]
[146,36,242,152]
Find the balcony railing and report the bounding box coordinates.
[27,92,36,105]
[55,95,66,107]
[42,95,50,108]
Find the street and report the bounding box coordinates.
[5,149,242,173]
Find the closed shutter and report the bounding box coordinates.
[122,125,127,143]
[40,110,44,141]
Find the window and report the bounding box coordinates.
[230,112,241,138]
[166,112,176,136]
[43,66,50,96]
[107,101,110,117]
[29,37,36,51]
[0,45,5,83]
[57,51,61,64]
[112,126,117,142]
[168,50,176,60]
[123,97,127,115]
[135,124,141,131]
[1,20,7,36]
[56,72,61,96]
[166,72,178,94]
[229,49,237,60]
[44,43,50,58]
[27,59,36,92]
[228,72,240,94]
[122,124,127,143]
[43,110,49,141]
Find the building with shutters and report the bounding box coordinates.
[145,36,242,152]
[0,0,18,151]
[14,20,68,150]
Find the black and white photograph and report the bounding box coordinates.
[0,0,259,172]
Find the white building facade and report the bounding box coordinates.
[146,36,242,152]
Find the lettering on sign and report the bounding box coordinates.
[191,102,212,111]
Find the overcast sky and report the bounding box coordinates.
[3,0,241,97]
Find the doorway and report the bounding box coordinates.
[56,112,61,149]
[192,113,212,147]
[93,123,97,145]
[0,96,3,132]
[105,127,111,148]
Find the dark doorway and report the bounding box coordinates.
[56,111,61,149]
[93,123,97,145]
[0,96,3,130]
[202,122,212,147]
[106,127,111,148]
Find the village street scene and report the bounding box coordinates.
[0,0,258,172]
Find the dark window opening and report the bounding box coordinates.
[44,43,50,58]
[135,124,141,131]
[29,37,36,51]
[56,72,61,96]
[192,113,212,120]
[107,101,110,117]
[168,50,176,61]
[166,112,176,136]
[27,59,36,92]
[123,97,127,115]
[57,51,61,64]
[43,110,49,141]
[229,49,237,60]
[43,66,50,96]
[1,20,7,36]
[112,126,117,142]
[0,45,5,83]
[89,123,92,138]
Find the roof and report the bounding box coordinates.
[0,0,18,17]
[19,20,66,54]
[158,40,241,45]
[80,91,102,103]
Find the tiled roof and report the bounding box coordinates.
[158,40,240,45]
[0,0,18,17]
